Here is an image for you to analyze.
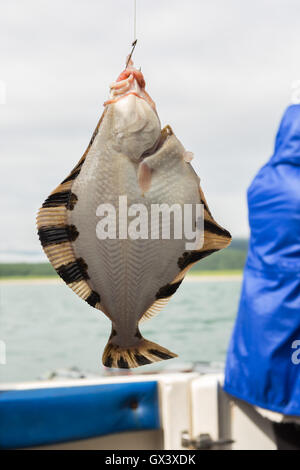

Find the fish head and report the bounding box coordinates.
[104,59,161,161]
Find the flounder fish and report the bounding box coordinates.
[37,58,231,369]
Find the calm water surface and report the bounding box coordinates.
[0,279,241,383]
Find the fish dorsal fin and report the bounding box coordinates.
[36,110,108,312]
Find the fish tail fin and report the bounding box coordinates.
[102,330,177,369]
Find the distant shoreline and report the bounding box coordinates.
[0,271,242,285]
[0,277,61,285]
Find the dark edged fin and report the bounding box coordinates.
[61,107,108,185]
[139,279,183,323]
[42,191,78,210]
[38,225,79,247]
[56,257,89,284]
[102,327,177,369]
[141,181,231,323]
[36,108,108,312]
[200,185,232,249]
[178,249,218,271]
[176,185,232,274]
[204,219,231,239]
[140,182,232,324]
[61,169,82,184]
[155,280,183,300]
[85,290,101,307]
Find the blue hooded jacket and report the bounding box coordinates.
[224,105,300,415]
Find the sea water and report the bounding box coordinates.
[0,279,241,383]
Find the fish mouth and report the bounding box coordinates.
[104,64,156,111]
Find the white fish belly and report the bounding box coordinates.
[69,136,200,340]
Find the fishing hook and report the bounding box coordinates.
[126,39,137,68]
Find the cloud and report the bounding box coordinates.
[2,0,300,258]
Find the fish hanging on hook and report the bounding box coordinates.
[37,53,231,369]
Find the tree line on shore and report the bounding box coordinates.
[0,239,248,277]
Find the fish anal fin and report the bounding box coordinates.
[36,108,110,313]
[36,201,103,312]
[139,278,184,323]
[139,297,171,323]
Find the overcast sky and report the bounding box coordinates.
[1,0,300,261]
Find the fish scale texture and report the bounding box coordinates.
[70,119,200,344]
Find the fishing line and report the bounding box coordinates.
[126,0,137,68]
[134,0,137,43]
